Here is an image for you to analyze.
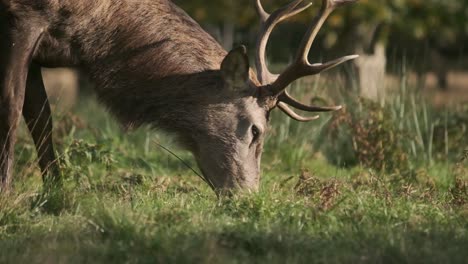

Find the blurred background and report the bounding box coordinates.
[173,0,468,102]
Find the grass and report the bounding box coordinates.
[1,79,467,263]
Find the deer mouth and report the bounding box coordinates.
[198,165,244,193]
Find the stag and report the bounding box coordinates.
[0,0,358,193]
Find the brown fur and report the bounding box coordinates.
[1,0,269,192]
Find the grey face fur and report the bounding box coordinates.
[192,97,267,191]
[185,48,269,192]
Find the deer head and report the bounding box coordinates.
[184,0,358,194]
[0,0,358,193]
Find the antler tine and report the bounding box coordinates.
[255,0,312,84]
[277,102,320,122]
[255,0,269,22]
[295,0,358,64]
[269,0,359,95]
[279,91,342,112]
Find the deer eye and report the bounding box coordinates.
[251,125,260,142]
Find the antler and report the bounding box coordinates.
[254,0,359,121]
[254,0,312,84]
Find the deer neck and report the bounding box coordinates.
[70,1,230,130]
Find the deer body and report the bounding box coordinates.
[14,0,229,124]
[1,0,358,193]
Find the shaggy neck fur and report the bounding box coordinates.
[67,0,232,133]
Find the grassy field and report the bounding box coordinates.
[1,78,467,263]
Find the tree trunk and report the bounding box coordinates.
[355,43,387,101]
[222,20,234,51]
[41,68,79,110]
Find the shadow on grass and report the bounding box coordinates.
[1,222,466,264]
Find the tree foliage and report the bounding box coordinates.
[175,0,468,54]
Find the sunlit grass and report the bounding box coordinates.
[1,77,467,263]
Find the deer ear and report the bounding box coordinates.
[221,45,250,90]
